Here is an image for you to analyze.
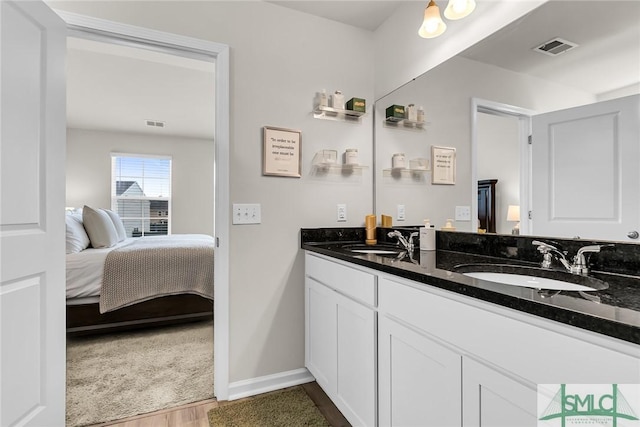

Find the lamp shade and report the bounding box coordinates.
[507,205,521,222]
[444,0,476,20]
[418,0,447,38]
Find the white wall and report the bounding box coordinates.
[51,0,374,384]
[66,128,215,235]
[374,56,596,230]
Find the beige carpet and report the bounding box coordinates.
[66,320,214,427]
[208,386,329,427]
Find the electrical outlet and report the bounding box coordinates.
[455,205,471,221]
[397,204,405,221]
[232,203,261,224]
[337,204,347,222]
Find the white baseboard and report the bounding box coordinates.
[227,368,315,401]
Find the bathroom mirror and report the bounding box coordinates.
[374,0,640,243]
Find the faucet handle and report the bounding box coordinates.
[576,244,614,256]
[532,240,558,253]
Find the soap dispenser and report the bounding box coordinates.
[420,219,436,251]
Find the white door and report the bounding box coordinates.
[531,95,640,241]
[1,1,67,425]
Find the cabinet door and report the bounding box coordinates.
[335,292,376,427]
[305,277,337,395]
[463,357,537,427]
[379,316,462,427]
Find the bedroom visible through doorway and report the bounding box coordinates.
[64,33,217,425]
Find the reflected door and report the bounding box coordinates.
[531,95,640,241]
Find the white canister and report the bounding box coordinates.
[345,148,359,165]
[331,90,345,110]
[392,153,406,169]
[406,104,417,121]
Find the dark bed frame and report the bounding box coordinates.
[66,294,213,336]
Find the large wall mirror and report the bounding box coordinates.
[374,0,640,243]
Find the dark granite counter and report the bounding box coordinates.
[301,228,640,345]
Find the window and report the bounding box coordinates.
[111,154,172,237]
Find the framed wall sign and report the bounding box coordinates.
[431,145,456,185]
[263,126,302,178]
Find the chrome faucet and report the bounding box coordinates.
[388,230,418,252]
[532,240,571,270]
[533,240,613,275]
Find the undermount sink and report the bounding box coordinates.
[341,243,405,256]
[453,264,609,292]
[463,272,597,291]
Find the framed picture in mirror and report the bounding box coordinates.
[431,146,456,185]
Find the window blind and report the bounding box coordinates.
[111,154,172,237]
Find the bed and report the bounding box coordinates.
[66,206,214,336]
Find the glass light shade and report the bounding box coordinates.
[418,1,447,39]
[507,205,521,222]
[444,0,476,20]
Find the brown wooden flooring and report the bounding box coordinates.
[87,381,350,427]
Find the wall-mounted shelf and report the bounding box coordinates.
[314,105,366,122]
[382,167,430,179]
[313,163,368,175]
[384,118,428,129]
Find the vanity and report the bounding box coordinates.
[302,228,640,427]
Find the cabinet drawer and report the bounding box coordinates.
[305,253,376,306]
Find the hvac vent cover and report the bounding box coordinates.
[533,38,578,56]
[145,120,165,128]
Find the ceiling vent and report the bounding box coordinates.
[533,38,578,56]
[145,120,165,128]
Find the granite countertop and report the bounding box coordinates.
[302,238,640,345]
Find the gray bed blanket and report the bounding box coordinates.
[100,234,214,313]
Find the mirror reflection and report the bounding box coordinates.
[374,0,640,243]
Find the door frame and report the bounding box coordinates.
[471,98,535,235]
[56,11,231,400]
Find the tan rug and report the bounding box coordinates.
[66,320,214,426]
[208,386,329,426]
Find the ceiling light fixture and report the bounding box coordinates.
[444,0,476,20]
[418,0,476,39]
[418,0,447,39]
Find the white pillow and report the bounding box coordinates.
[103,209,127,242]
[82,205,119,248]
[65,214,90,254]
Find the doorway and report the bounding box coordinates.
[59,9,231,414]
[471,98,534,235]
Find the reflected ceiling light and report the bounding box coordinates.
[444,0,476,20]
[418,0,447,39]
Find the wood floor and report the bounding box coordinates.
[87,381,350,427]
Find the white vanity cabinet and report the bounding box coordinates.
[378,315,462,427]
[305,253,377,427]
[378,275,639,427]
[462,357,538,427]
[304,250,640,427]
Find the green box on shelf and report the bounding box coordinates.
[386,105,405,122]
[346,97,366,113]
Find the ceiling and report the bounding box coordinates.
[66,1,639,139]
[67,37,216,140]
[459,0,640,97]
[265,1,408,31]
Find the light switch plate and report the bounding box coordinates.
[397,204,406,221]
[233,203,261,224]
[455,205,471,221]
